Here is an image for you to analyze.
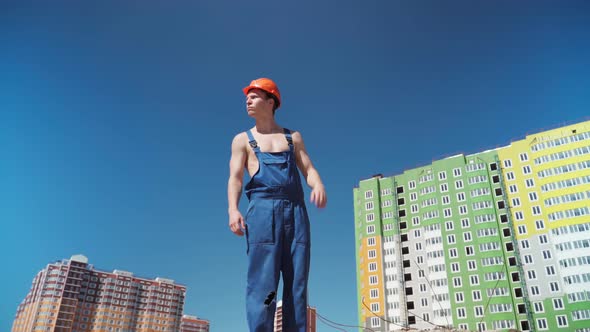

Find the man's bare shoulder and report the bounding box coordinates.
[231,132,249,148]
[290,129,304,144]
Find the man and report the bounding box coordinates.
[227,78,327,331]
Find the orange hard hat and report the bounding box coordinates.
[243,78,281,108]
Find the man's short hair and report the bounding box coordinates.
[263,91,279,114]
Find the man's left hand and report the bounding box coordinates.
[310,185,327,209]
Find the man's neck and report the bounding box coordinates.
[254,118,281,134]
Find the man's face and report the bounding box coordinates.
[246,89,274,117]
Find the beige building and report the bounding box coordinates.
[12,255,186,332]
[180,314,209,332]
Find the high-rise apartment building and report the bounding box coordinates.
[12,255,187,332]
[354,120,590,332]
[273,300,317,332]
[180,315,210,332]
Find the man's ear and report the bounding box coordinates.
[267,97,275,109]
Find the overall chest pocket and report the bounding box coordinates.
[259,156,289,187]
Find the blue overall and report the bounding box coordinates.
[244,128,311,332]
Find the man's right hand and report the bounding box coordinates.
[228,209,246,236]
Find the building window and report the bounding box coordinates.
[453,168,462,177]
[371,303,380,312]
[455,180,464,189]
[472,290,482,301]
[370,288,379,298]
[524,255,533,264]
[553,298,564,310]
[368,263,377,272]
[509,184,518,193]
[529,192,538,201]
[365,201,374,210]
[408,181,416,189]
[474,306,484,317]
[457,307,466,318]
[527,270,537,280]
[367,225,375,234]
[447,234,456,244]
[523,165,532,174]
[455,292,464,302]
[371,317,380,327]
[504,159,512,168]
[539,235,548,244]
[449,248,458,258]
[421,298,428,307]
[459,205,468,215]
[439,171,447,180]
[445,221,454,230]
[525,179,535,188]
[444,208,452,217]
[365,190,373,199]
[368,250,377,259]
[369,275,378,285]
[463,232,472,242]
[461,218,470,228]
[442,195,450,205]
[537,318,548,330]
[457,192,466,201]
[556,315,568,327]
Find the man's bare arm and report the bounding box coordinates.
[228,133,247,236]
[292,131,327,208]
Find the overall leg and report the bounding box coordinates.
[281,203,310,332]
[246,200,282,332]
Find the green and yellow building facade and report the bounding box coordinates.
[354,120,590,332]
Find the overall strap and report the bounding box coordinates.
[283,128,294,151]
[246,130,261,153]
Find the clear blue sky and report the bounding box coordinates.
[1,1,589,331]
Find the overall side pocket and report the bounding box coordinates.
[245,200,276,245]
